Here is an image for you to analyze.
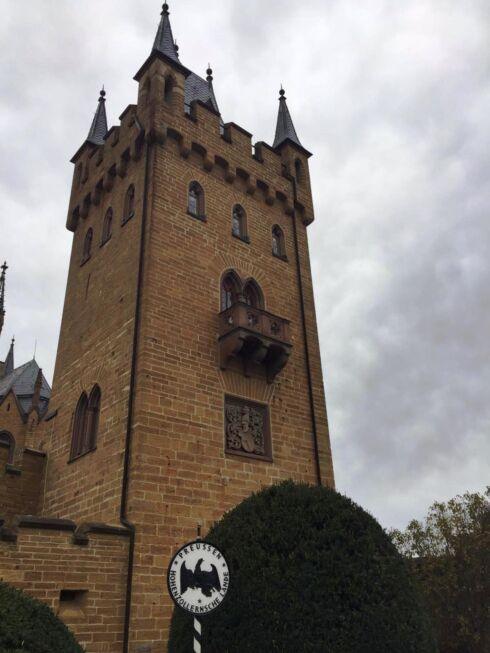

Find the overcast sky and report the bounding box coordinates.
[0,0,488,530]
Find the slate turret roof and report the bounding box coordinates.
[273,88,303,150]
[87,88,108,146]
[0,358,51,418]
[152,3,221,116]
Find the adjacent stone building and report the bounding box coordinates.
[0,4,335,652]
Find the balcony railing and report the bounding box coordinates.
[218,302,292,383]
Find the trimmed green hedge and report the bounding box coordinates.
[169,481,436,652]
[0,582,83,653]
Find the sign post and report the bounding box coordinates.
[167,539,230,652]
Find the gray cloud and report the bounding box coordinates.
[0,0,488,529]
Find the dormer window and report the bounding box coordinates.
[188,182,205,220]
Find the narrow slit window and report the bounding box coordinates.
[82,228,93,264]
[101,208,113,245]
[188,182,205,219]
[122,185,135,225]
[232,205,248,241]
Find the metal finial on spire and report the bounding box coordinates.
[206,65,213,83]
[162,2,170,15]
[279,85,285,98]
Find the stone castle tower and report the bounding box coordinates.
[0,5,334,651]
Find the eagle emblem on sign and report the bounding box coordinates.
[180,558,222,598]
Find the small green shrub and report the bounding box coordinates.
[0,582,83,653]
[169,481,436,653]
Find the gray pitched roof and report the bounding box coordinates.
[0,359,51,417]
[273,89,303,149]
[87,89,108,146]
[153,3,179,61]
[185,71,220,114]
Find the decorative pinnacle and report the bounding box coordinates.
[162,3,170,16]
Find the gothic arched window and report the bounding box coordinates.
[188,182,205,219]
[70,386,101,461]
[86,385,101,451]
[232,205,248,241]
[221,271,242,312]
[71,392,88,460]
[101,208,113,245]
[243,279,264,309]
[272,225,286,259]
[122,184,135,225]
[0,431,15,464]
[82,228,93,264]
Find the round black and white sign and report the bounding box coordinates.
[167,540,230,616]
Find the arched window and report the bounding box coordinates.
[86,385,101,451]
[164,76,175,104]
[232,205,248,241]
[101,208,113,245]
[221,271,242,311]
[188,182,205,219]
[82,228,93,264]
[0,431,15,464]
[71,392,88,460]
[243,279,264,309]
[295,158,304,185]
[272,225,286,259]
[70,387,100,461]
[122,184,135,225]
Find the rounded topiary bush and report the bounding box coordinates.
[0,582,83,653]
[169,481,436,653]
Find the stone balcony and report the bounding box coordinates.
[218,302,292,383]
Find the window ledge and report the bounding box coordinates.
[121,211,135,226]
[273,252,288,262]
[100,235,112,248]
[68,447,97,465]
[187,210,207,223]
[80,255,91,267]
[232,233,250,245]
[225,451,273,464]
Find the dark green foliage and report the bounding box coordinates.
[169,481,436,652]
[391,487,490,653]
[0,582,84,653]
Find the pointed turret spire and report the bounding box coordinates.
[153,3,180,62]
[205,65,220,115]
[4,337,14,378]
[273,87,303,150]
[87,88,108,146]
[0,261,7,338]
